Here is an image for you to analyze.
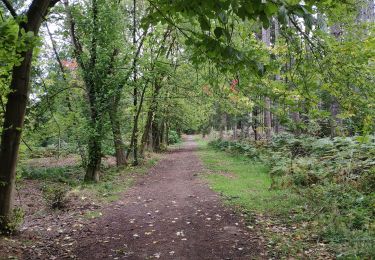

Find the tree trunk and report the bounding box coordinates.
[264,97,272,140]
[0,0,58,231]
[219,113,226,139]
[233,116,238,140]
[65,0,103,181]
[85,81,102,182]
[109,97,127,166]
[140,83,161,155]
[140,109,154,155]
[274,102,280,134]
[262,26,272,141]
[273,20,281,135]
[165,121,169,145]
[85,136,101,182]
[292,111,301,135]
[252,105,259,141]
[131,0,139,166]
[160,119,166,146]
[330,99,341,138]
[152,120,161,152]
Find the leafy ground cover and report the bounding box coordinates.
[1,152,162,258]
[196,135,375,259]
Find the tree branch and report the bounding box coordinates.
[1,0,17,18]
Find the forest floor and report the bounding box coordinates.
[1,136,266,259]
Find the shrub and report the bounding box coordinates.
[168,130,181,144]
[209,134,375,258]
[208,140,260,159]
[41,184,69,210]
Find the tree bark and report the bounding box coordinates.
[219,113,227,139]
[330,99,341,138]
[0,0,59,231]
[252,104,260,141]
[109,97,127,166]
[152,120,161,152]
[65,0,103,181]
[140,83,161,155]
[233,118,238,140]
[292,111,301,135]
[262,26,272,141]
[85,78,102,182]
[264,97,272,140]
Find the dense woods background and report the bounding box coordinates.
[0,0,374,258]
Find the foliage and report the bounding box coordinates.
[0,207,24,235]
[168,130,181,144]
[209,139,261,159]
[41,183,69,210]
[20,165,83,186]
[208,135,375,258]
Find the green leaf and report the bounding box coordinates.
[198,16,211,31]
[264,2,278,18]
[218,11,228,24]
[260,13,270,28]
[277,5,288,25]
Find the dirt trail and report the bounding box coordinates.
[74,136,265,259]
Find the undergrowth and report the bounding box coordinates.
[17,153,161,209]
[200,134,375,259]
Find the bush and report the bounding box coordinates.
[209,134,375,258]
[209,140,260,159]
[41,184,69,210]
[168,130,181,144]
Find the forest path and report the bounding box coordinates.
[74,136,265,259]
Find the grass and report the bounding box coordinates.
[198,137,375,258]
[20,165,83,186]
[195,138,326,258]
[83,210,103,219]
[196,138,303,217]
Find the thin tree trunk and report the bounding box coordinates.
[131,0,139,165]
[330,99,341,138]
[264,97,272,140]
[65,0,102,181]
[165,121,169,145]
[274,100,280,134]
[292,111,301,135]
[109,97,127,166]
[262,26,272,141]
[219,113,226,139]
[252,105,259,141]
[273,19,281,135]
[140,83,161,155]
[160,119,165,146]
[0,0,59,231]
[152,120,161,152]
[233,118,238,140]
